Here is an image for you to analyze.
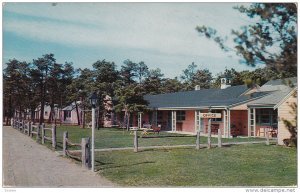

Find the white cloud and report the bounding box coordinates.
[4,3,251,58]
[4,2,260,78]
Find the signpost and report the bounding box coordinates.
[200,113,221,149]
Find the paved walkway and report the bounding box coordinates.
[2,126,115,188]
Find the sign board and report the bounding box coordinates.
[200,113,221,119]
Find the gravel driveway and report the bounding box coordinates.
[2,126,115,187]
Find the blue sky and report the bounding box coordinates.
[3,2,263,78]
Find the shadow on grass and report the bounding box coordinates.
[140,135,195,139]
[95,160,114,165]
[138,147,194,153]
[95,161,155,171]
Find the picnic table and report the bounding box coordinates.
[130,127,160,137]
[129,127,154,136]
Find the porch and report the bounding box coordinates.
[133,108,249,138]
[248,107,278,138]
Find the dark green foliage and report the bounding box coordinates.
[3,54,75,124]
[212,67,282,88]
[180,62,213,90]
[143,68,165,94]
[120,59,139,85]
[160,77,183,93]
[196,3,297,77]
[3,59,32,123]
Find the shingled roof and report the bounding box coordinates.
[144,85,267,109]
[248,77,297,108]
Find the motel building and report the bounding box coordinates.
[128,77,297,146]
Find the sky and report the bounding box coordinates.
[3,2,263,78]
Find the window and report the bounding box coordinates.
[45,111,48,116]
[256,109,278,126]
[176,111,186,121]
[65,111,71,118]
[211,110,222,122]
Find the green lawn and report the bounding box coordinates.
[96,144,297,187]
[41,125,296,187]
[49,125,266,150]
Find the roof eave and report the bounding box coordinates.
[273,87,297,110]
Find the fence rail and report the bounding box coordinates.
[12,118,56,147]
[41,124,56,149]
[63,131,91,169]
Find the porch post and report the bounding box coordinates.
[138,112,142,129]
[248,108,251,137]
[152,110,158,127]
[171,110,176,132]
[248,108,256,137]
[253,108,256,137]
[228,110,231,138]
[207,109,212,149]
[194,110,201,132]
[223,109,227,138]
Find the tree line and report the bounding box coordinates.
[3,53,287,126]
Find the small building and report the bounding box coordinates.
[61,101,82,124]
[125,77,297,145]
[32,104,60,122]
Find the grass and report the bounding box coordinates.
[96,144,297,187]
[40,125,296,187]
[47,125,267,151]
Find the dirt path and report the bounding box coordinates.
[2,126,115,187]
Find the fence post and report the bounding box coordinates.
[265,128,270,145]
[218,129,222,148]
[23,121,26,134]
[87,137,91,168]
[196,130,200,150]
[28,122,31,136]
[208,117,212,149]
[41,124,45,144]
[30,122,34,137]
[134,129,138,152]
[63,131,68,157]
[37,124,41,142]
[52,124,56,149]
[81,137,91,169]
[22,120,25,133]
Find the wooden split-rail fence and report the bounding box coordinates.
[11,118,91,170]
[12,118,56,149]
[63,131,91,169]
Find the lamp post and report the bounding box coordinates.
[89,92,98,172]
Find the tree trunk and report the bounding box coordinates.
[60,95,63,126]
[97,109,102,130]
[31,107,35,123]
[48,107,52,124]
[39,102,45,125]
[82,104,86,129]
[8,93,12,123]
[126,111,130,131]
[48,104,55,124]
[40,74,46,125]
[75,101,81,125]
[19,106,22,120]
[6,116,9,126]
